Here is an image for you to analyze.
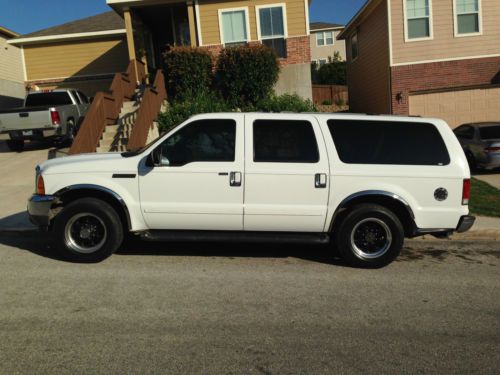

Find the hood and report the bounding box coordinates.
[40,152,140,175]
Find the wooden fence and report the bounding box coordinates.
[69,60,146,155]
[312,85,348,105]
[127,70,167,151]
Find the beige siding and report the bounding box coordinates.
[35,79,114,98]
[198,0,307,45]
[346,0,391,114]
[24,37,129,81]
[310,29,346,61]
[410,87,500,128]
[391,0,500,65]
[0,34,24,83]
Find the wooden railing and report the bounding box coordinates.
[69,60,146,155]
[127,70,167,151]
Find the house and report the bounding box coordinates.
[0,26,25,107]
[310,22,345,65]
[338,0,500,128]
[8,0,313,99]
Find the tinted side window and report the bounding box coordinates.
[77,91,89,104]
[25,92,73,107]
[479,126,500,140]
[253,120,319,163]
[327,120,450,166]
[159,119,236,166]
[454,125,474,140]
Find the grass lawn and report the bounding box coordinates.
[469,178,500,218]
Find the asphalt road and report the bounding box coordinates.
[0,235,498,375]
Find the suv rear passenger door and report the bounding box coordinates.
[244,114,330,232]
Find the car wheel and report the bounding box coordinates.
[53,197,124,262]
[6,139,24,152]
[335,204,404,268]
[65,119,76,146]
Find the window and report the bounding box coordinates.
[316,31,334,46]
[219,8,249,45]
[479,125,500,140]
[158,119,236,166]
[350,33,358,60]
[25,92,72,107]
[257,5,287,58]
[77,91,89,104]
[253,120,319,163]
[318,59,327,67]
[455,0,481,35]
[71,90,81,104]
[327,120,450,166]
[405,0,432,40]
[454,125,475,140]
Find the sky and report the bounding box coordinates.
[0,0,367,35]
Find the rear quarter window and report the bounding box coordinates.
[327,119,450,166]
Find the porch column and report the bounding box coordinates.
[187,1,198,47]
[123,8,139,82]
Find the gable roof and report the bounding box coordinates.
[338,0,382,40]
[0,26,19,39]
[310,22,344,31]
[9,11,125,45]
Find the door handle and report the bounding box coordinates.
[230,172,242,187]
[315,173,327,188]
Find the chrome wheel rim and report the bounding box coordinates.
[64,213,107,254]
[350,218,392,260]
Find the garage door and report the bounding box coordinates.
[409,86,500,128]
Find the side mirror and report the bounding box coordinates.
[146,147,162,167]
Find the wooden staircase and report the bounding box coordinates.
[97,100,139,152]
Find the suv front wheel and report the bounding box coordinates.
[335,204,404,268]
[53,198,124,262]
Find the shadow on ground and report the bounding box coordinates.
[0,212,36,230]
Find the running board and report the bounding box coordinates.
[140,230,330,245]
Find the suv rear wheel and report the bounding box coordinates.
[53,197,124,262]
[335,204,404,268]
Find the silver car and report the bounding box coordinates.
[454,122,500,170]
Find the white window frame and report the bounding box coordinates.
[316,31,335,47]
[255,3,288,41]
[350,33,359,62]
[403,0,434,42]
[453,0,482,37]
[218,7,251,45]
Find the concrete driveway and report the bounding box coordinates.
[474,171,500,189]
[0,141,50,227]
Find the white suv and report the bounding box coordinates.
[28,113,475,267]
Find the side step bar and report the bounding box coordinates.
[140,230,331,245]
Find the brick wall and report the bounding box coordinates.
[199,36,311,67]
[391,56,500,114]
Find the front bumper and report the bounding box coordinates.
[27,194,56,227]
[456,215,476,233]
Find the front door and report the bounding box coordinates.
[243,114,330,232]
[139,115,245,230]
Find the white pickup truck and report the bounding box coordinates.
[28,113,475,267]
[0,89,89,151]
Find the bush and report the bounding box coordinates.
[163,47,213,101]
[322,99,333,106]
[255,94,317,113]
[216,45,280,108]
[157,91,232,133]
[318,61,347,85]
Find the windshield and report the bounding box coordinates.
[479,126,500,140]
[25,92,72,107]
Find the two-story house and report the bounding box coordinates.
[8,0,313,99]
[0,26,25,108]
[310,22,346,65]
[338,0,500,128]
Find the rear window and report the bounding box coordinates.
[479,126,500,140]
[327,119,450,166]
[25,92,72,107]
[253,120,319,163]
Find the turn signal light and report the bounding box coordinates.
[37,175,45,195]
[462,179,470,206]
[485,147,500,153]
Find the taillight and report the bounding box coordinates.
[485,147,500,153]
[50,109,60,125]
[462,179,470,205]
[36,174,45,195]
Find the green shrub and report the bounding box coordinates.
[255,94,317,113]
[163,47,213,101]
[318,60,347,85]
[216,45,280,107]
[157,91,232,133]
[335,97,345,106]
[322,99,333,106]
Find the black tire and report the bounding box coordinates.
[53,197,124,262]
[64,119,76,146]
[6,139,24,152]
[335,204,404,268]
